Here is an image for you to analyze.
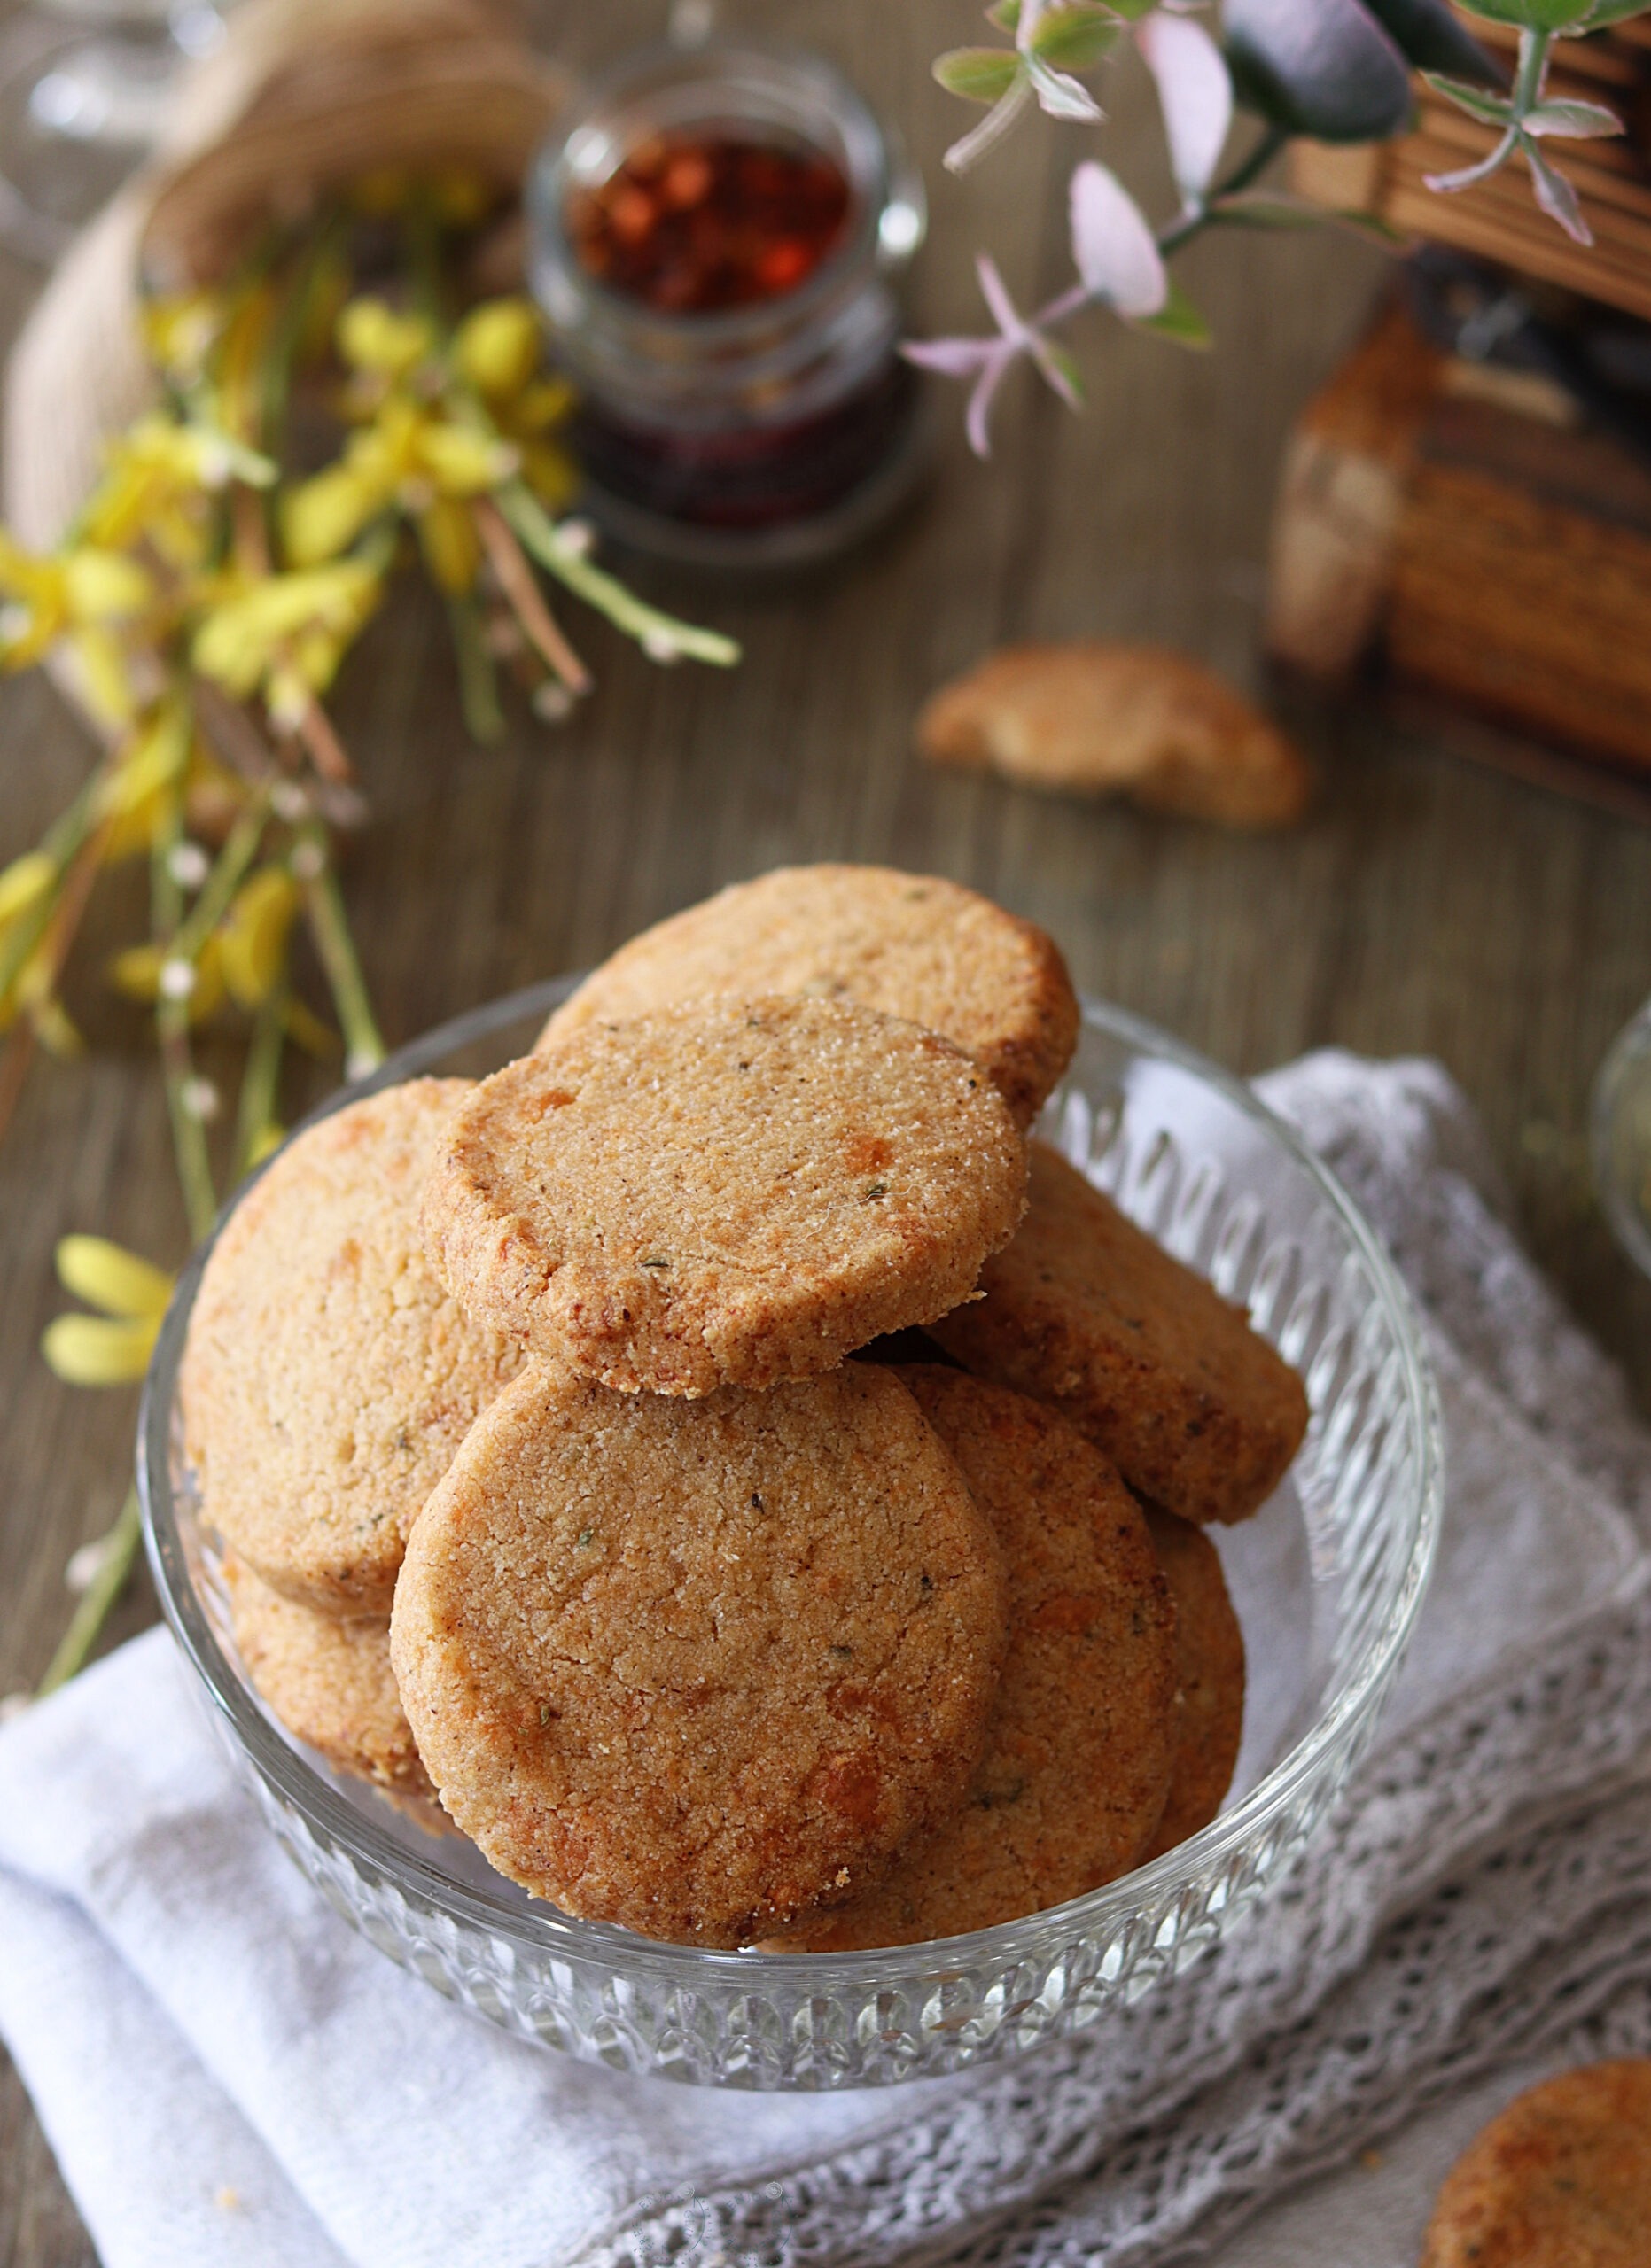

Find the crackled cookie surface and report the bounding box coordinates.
[1421,2061,1651,2267]
[182,1080,523,1615]
[390,1362,1009,1946]
[425,997,1028,1397]
[224,1554,432,1801]
[931,1139,1309,1525]
[536,864,1079,1130]
[1138,1505,1245,1860]
[770,1369,1176,1950]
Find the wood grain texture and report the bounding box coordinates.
[4,1,1651,2256]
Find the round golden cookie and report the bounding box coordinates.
[1421,2061,1651,2267]
[769,1369,1176,1950]
[183,1080,523,1616]
[537,864,1079,1130]
[1138,1505,1245,1861]
[424,997,1028,1398]
[390,1361,1009,1947]
[223,1554,433,1802]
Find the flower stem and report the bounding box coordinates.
[299,827,384,1077]
[35,1486,142,1696]
[475,499,592,694]
[1158,126,1288,256]
[446,593,505,742]
[233,969,289,1180]
[1513,26,1551,118]
[498,486,741,668]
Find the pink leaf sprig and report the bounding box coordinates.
[1423,25,1624,247]
[905,162,1168,457]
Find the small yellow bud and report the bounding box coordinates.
[454,299,543,399]
[0,850,55,930]
[417,496,481,595]
[219,867,301,1009]
[55,1235,173,1319]
[337,298,434,381]
[41,1312,160,1387]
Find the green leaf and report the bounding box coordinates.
[1453,0,1595,28]
[987,0,1020,27]
[1574,0,1651,23]
[1523,95,1624,133]
[1361,0,1504,81]
[1031,3,1120,70]
[934,45,1024,101]
[1225,0,1414,142]
[1040,340,1087,402]
[1210,191,1323,227]
[1132,280,1212,349]
[1328,206,1410,245]
[1422,69,1515,123]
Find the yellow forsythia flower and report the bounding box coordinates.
[109,935,226,1024]
[219,867,300,1009]
[42,1315,161,1386]
[338,298,434,381]
[417,495,481,595]
[0,850,54,931]
[454,299,543,399]
[192,562,382,702]
[42,1235,175,1386]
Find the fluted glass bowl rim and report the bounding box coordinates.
[137,979,1442,1998]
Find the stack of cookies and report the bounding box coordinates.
[182,866,1309,1950]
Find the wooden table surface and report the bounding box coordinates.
[4,1,1650,2257]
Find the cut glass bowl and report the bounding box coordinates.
[139,981,1441,2089]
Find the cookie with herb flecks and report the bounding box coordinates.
[536,864,1079,1130]
[1421,2061,1651,2266]
[390,1361,1009,1947]
[183,1079,524,1616]
[767,1369,1176,1950]
[931,1139,1308,1526]
[424,996,1028,1397]
[1138,1504,1245,1860]
[224,1553,433,1804]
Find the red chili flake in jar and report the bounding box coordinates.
[567,135,850,315]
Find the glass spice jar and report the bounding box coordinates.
[526,40,927,568]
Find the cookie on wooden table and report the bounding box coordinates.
[390,1361,1009,1947]
[768,1370,1176,1950]
[224,1554,432,1803]
[1421,2060,1651,2266]
[424,996,1028,1398]
[1138,1504,1245,1860]
[931,1139,1308,1526]
[536,864,1079,1130]
[182,1080,523,1616]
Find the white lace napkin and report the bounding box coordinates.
[3,1050,1649,2268]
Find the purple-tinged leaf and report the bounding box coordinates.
[1424,124,1518,190]
[1225,0,1412,141]
[1523,136,1593,240]
[976,252,1032,344]
[901,336,999,377]
[1421,69,1515,125]
[1069,160,1167,315]
[1363,0,1502,82]
[1523,96,1624,136]
[1028,57,1106,118]
[1139,12,1233,200]
[965,349,1017,458]
[944,73,1033,172]
[934,46,1024,102]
